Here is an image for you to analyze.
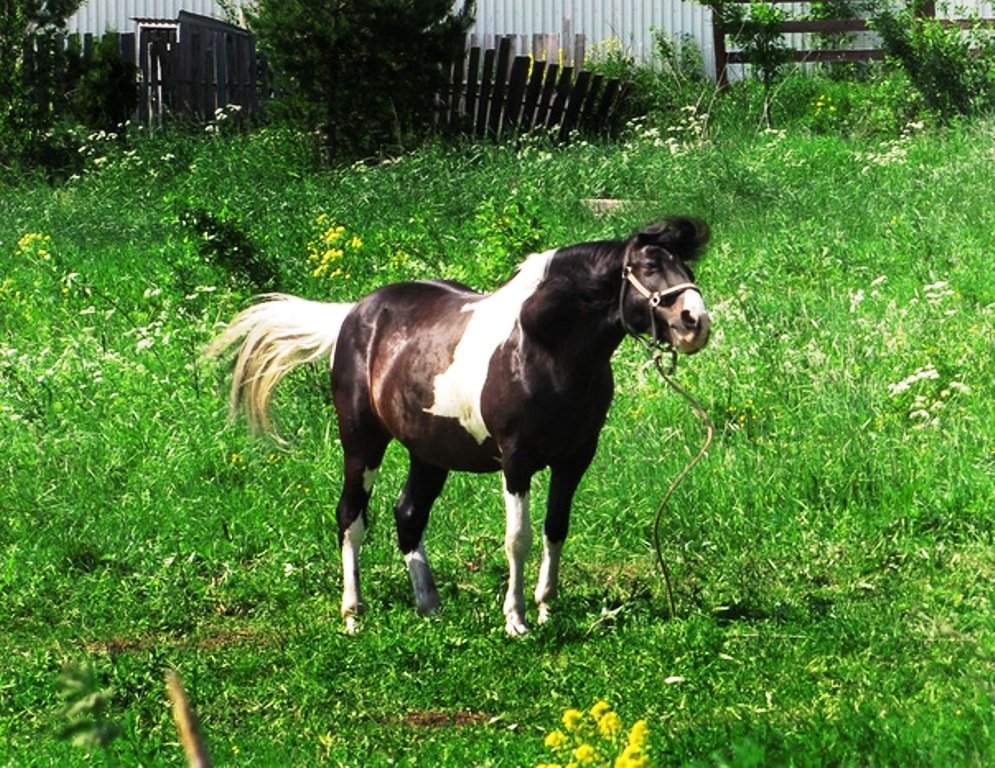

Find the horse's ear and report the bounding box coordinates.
[634,216,710,261]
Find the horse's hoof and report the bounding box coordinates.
[505,616,530,636]
[344,615,361,634]
[537,603,552,625]
[416,593,442,617]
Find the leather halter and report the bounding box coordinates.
[619,251,700,348]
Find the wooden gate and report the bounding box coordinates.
[138,11,266,126]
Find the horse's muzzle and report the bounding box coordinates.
[666,290,711,354]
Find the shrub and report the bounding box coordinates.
[586,30,711,127]
[69,33,137,131]
[247,0,474,160]
[0,0,83,175]
[872,1,995,119]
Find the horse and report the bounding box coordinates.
[205,216,711,635]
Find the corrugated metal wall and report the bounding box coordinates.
[66,0,994,82]
[469,0,718,77]
[66,0,240,35]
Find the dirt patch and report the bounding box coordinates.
[403,710,491,728]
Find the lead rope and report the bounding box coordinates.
[620,260,715,616]
[648,350,714,618]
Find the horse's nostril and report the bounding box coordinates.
[681,309,699,330]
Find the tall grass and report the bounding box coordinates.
[1,109,993,766]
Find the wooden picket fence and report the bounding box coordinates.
[440,35,629,141]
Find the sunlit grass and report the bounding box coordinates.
[1,113,993,765]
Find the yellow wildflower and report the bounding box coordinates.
[323,225,346,245]
[349,235,363,250]
[590,700,612,721]
[15,232,52,260]
[573,742,599,765]
[627,720,649,750]
[562,708,585,732]
[597,710,622,740]
[544,730,567,749]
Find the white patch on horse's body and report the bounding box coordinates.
[340,517,366,633]
[404,543,441,616]
[425,250,556,443]
[501,479,533,636]
[535,536,563,624]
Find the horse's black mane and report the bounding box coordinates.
[538,216,709,312]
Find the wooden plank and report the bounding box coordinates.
[475,46,496,139]
[592,78,621,134]
[559,69,592,139]
[545,66,574,128]
[487,36,513,140]
[502,55,530,134]
[519,60,546,131]
[447,49,466,128]
[579,73,604,126]
[533,63,559,128]
[463,46,481,133]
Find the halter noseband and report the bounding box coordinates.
[619,251,700,353]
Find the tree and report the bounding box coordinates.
[248,0,474,160]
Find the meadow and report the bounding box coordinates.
[1,100,993,765]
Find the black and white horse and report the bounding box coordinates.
[207,217,711,635]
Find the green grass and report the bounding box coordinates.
[1,109,993,766]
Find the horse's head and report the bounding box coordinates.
[620,217,711,354]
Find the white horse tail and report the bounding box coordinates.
[204,294,355,435]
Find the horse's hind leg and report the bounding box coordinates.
[337,438,389,633]
[394,456,448,616]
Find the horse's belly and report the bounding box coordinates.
[401,417,502,473]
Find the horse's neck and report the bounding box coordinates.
[518,254,626,359]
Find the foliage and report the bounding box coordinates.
[68,33,138,131]
[0,0,84,173]
[586,31,712,128]
[1,112,994,765]
[247,0,474,160]
[56,662,121,750]
[871,2,995,119]
[715,2,792,126]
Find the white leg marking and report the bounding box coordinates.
[340,517,366,633]
[405,542,441,616]
[502,478,532,636]
[424,250,557,443]
[535,536,563,625]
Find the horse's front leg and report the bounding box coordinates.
[535,447,597,624]
[501,471,533,636]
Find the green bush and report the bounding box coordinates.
[0,0,83,176]
[69,33,137,131]
[247,0,474,160]
[872,2,995,119]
